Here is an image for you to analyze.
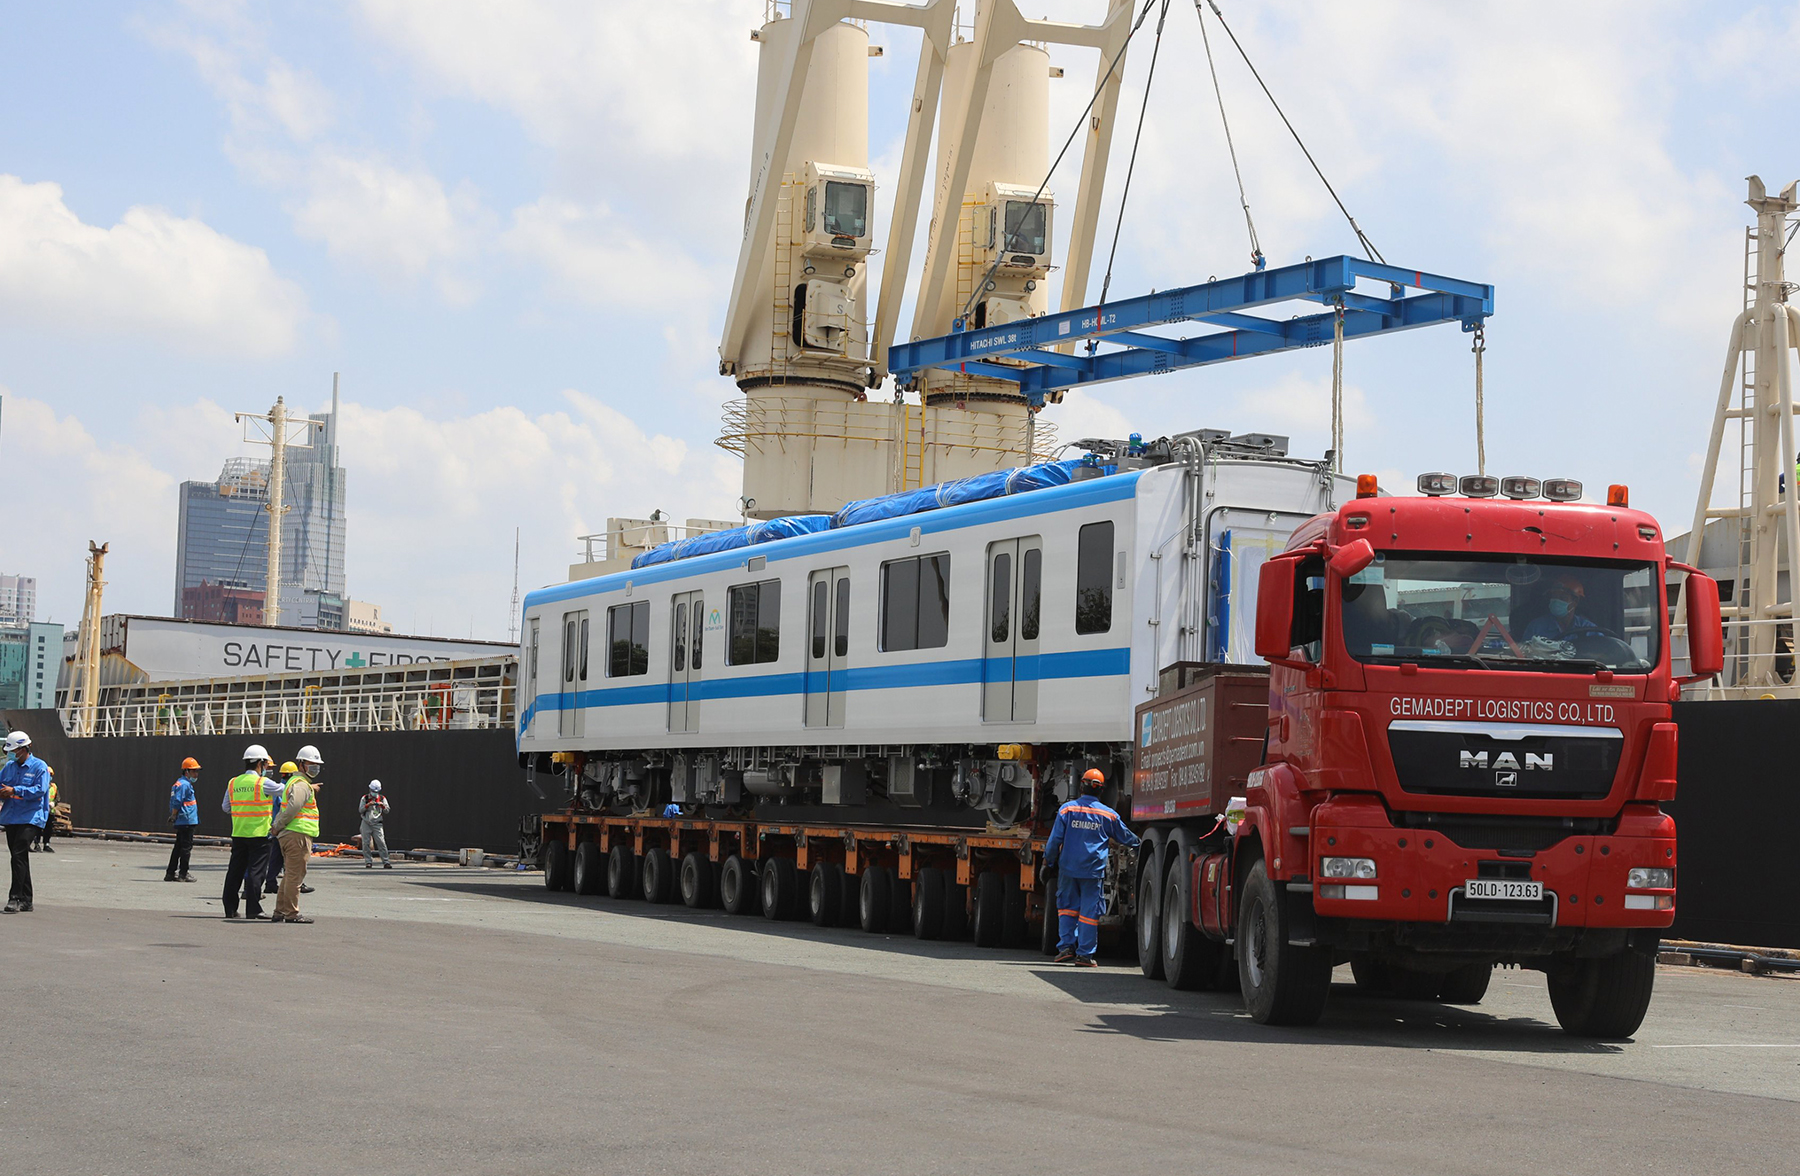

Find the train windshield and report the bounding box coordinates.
[1338,554,1661,674]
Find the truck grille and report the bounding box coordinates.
[1386,720,1621,800]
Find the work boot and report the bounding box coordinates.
[224,911,241,920]
[2,900,19,913]
[300,884,314,894]
[1053,949,1076,964]
[382,863,393,869]
[246,912,269,921]
[42,845,54,853]
[1074,956,1099,968]
[284,915,315,924]
[267,914,289,923]
[164,875,178,882]
[178,875,195,883]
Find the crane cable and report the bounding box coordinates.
[1331,302,1345,472]
[1194,0,1261,270]
[1472,323,1487,476]
[1094,0,1174,318]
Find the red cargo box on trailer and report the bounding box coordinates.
[1130,666,1268,822]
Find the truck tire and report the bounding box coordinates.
[1137,851,1165,980]
[606,844,638,900]
[971,871,1007,948]
[1390,967,1442,1001]
[1001,881,1028,948]
[913,867,946,940]
[571,841,603,896]
[859,866,892,933]
[1237,858,1333,1026]
[720,854,758,915]
[888,869,913,931]
[641,847,675,904]
[1161,853,1219,990]
[680,851,716,909]
[1349,957,1392,993]
[543,839,571,892]
[809,862,843,927]
[1548,942,1658,1038]
[942,880,970,940]
[760,857,800,921]
[1439,962,1492,1004]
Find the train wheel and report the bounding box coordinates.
[942,880,970,940]
[912,867,946,940]
[1161,853,1217,990]
[1001,881,1028,948]
[543,839,570,892]
[641,847,674,904]
[606,844,638,899]
[679,851,715,909]
[971,871,1006,948]
[720,854,758,916]
[571,841,603,896]
[1137,853,1165,980]
[859,866,892,933]
[1237,859,1332,1026]
[809,862,843,927]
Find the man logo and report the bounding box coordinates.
[1494,770,1519,788]
[1459,750,1553,771]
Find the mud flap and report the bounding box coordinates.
[1283,885,1319,947]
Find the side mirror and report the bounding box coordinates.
[1683,571,1723,679]
[1328,538,1376,581]
[1256,559,1297,662]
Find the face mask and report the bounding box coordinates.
[1548,598,1573,618]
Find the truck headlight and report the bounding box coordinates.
[1626,867,1673,889]
[1320,857,1377,880]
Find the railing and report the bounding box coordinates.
[1672,616,1799,699]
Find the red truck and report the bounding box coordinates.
[1134,473,1723,1036]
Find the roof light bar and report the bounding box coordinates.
[1500,476,1541,500]
[1356,473,1379,499]
[1542,478,1582,502]
[1417,472,1457,496]
[1608,484,1630,507]
[1459,475,1499,498]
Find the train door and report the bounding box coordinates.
[669,589,704,732]
[983,536,1042,722]
[805,567,850,727]
[559,609,588,738]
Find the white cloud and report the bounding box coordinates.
[0,174,309,357]
[503,197,714,309]
[286,151,483,294]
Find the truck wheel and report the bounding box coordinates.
[1237,858,1333,1026]
[720,855,758,915]
[888,869,913,931]
[971,871,1007,948]
[1137,854,1165,980]
[1548,942,1658,1038]
[912,867,946,940]
[641,847,675,904]
[760,857,800,921]
[1001,881,1028,948]
[543,839,571,891]
[859,866,892,933]
[1439,963,1492,1004]
[1161,854,1218,990]
[571,841,603,896]
[1390,967,1442,1001]
[809,862,843,927]
[942,880,970,940]
[1349,957,1392,993]
[606,844,638,899]
[679,851,715,909]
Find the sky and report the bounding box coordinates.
[4,0,1798,639]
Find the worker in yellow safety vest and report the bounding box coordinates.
[270,745,323,924]
[220,745,279,920]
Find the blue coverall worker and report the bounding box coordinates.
[1042,768,1139,965]
[166,757,202,882]
[0,731,52,912]
[1522,574,1598,642]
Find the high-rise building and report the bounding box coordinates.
[0,622,63,710]
[174,409,346,625]
[0,574,35,627]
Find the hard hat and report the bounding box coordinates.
[1082,768,1107,783]
[368,780,382,793]
[279,761,299,776]
[243,743,271,763]
[181,756,202,771]
[295,745,323,765]
[4,731,31,752]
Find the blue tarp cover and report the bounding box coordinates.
[830,459,1080,528]
[629,513,831,569]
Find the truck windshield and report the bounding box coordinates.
[1339,554,1661,674]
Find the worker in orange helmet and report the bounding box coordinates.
[1523,573,1597,642]
[165,756,202,882]
[1041,767,1139,967]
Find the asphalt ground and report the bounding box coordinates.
[4,840,1798,1175]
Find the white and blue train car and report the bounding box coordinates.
[518,436,1351,825]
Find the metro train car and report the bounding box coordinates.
[517,431,1355,828]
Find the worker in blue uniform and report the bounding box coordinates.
[1042,767,1139,966]
[0,731,53,912]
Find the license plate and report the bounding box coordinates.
[1463,878,1544,901]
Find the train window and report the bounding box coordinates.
[1075,522,1114,634]
[1021,548,1041,641]
[728,580,782,665]
[562,616,576,683]
[881,553,951,651]
[811,580,828,660]
[835,576,850,658]
[607,601,649,677]
[990,552,1012,643]
[579,615,590,680]
[673,601,687,670]
[527,619,539,691]
[692,598,703,670]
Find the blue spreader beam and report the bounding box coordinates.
[887,255,1495,407]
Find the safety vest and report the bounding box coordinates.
[286,774,321,838]
[228,771,271,838]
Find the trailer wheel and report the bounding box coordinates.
[1137,852,1165,980]
[887,869,912,931]
[641,847,675,904]
[809,862,843,927]
[859,866,892,933]
[1161,853,1217,990]
[971,871,1007,948]
[838,867,860,923]
[1349,957,1392,993]
[543,839,571,892]
[1548,940,1658,1038]
[571,841,603,896]
[606,844,638,899]
[1237,858,1332,1026]
[760,857,800,921]
[1001,880,1028,948]
[720,854,757,915]
[679,851,716,909]
[1439,962,1492,1005]
[942,880,970,940]
[912,867,946,940]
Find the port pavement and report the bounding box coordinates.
[3,839,1797,1175]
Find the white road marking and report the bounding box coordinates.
[1651,1043,1800,1049]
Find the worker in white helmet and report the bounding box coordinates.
[220,744,281,919]
[269,745,323,924]
[358,780,392,869]
[0,731,51,912]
